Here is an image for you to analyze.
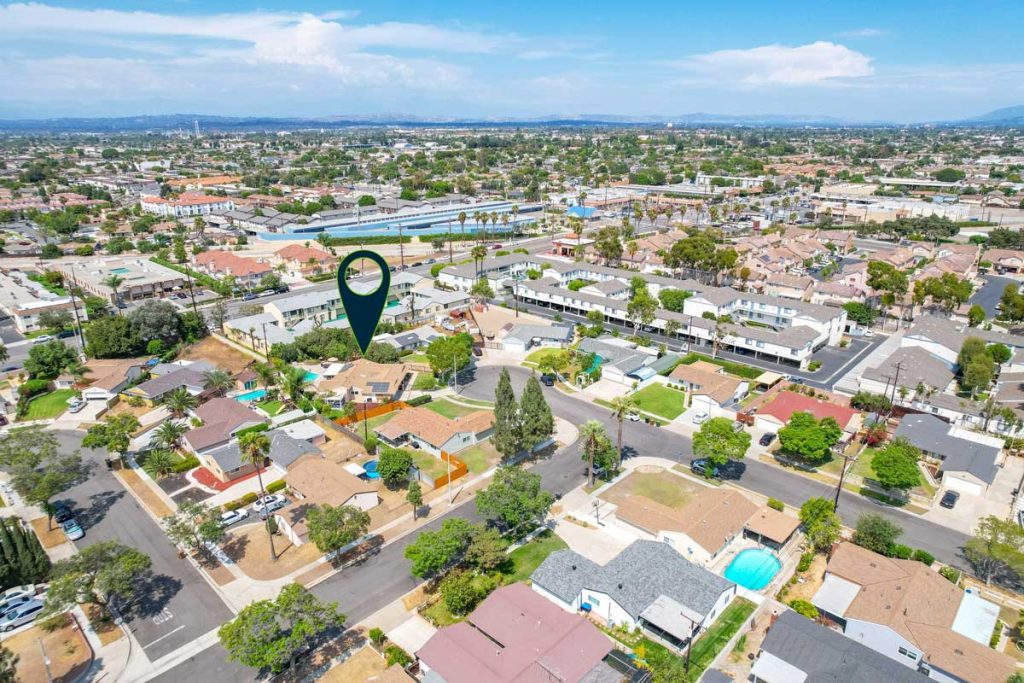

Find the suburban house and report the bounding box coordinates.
[983,248,1024,275]
[275,455,380,546]
[531,540,737,652]
[121,360,214,405]
[749,389,861,438]
[416,583,616,683]
[668,360,749,415]
[316,359,412,406]
[199,427,319,483]
[811,543,1015,683]
[374,406,495,456]
[893,413,1002,496]
[614,488,758,565]
[750,610,931,683]
[183,398,265,466]
[763,273,814,301]
[743,505,801,551]
[500,323,574,354]
[378,326,440,353]
[193,251,272,288]
[859,346,955,399]
[273,244,336,278]
[80,358,149,404]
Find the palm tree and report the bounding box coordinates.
[103,274,125,313]
[281,366,309,408]
[580,420,608,488]
[202,369,234,396]
[608,396,638,471]
[471,245,488,280]
[144,449,177,479]
[153,421,187,451]
[253,362,278,391]
[163,387,199,419]
[458,211,467,245]
[489,212,498,241]
[239,432,276,560]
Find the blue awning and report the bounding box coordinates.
[581,602,592,612]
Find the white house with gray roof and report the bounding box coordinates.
[501,323,574,354]
[530,540,736,652]
[894,413,1003,496]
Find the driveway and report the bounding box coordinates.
[53,430,234,663]
[924,457,1022,534]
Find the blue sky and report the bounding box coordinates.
[1,1,1022,121]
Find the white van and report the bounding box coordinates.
[691,411,710,425]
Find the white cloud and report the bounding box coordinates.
[839,28,885,38]
[677,41,874,86]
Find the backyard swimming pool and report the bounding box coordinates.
[364,460,380,480]
[724,548,781,590]
[235,388,267,402]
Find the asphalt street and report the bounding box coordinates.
[971,274,1018,317]
[53,431,234,663]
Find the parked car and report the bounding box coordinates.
[241,292,258,301]
[220,509,249,527]
[627,412,641,422]
[691,411,709,425]
[690,458,720,478]
[32,335,54,344]
[1,599,44,631]
[252,494,287,518]
[61,519,84,541]
[52,502,73,524]
[759,433,776,447]
[472,346,483,357]
[0,595,34,619]
[939,490,960,509]
[0,586,36,616]
[67,398,85,413]
[540,373,556,387]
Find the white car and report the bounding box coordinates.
[32,335,54,344]
[1,599,44,631]
[67,398,85,413]
[252,494,287,518]
[627,412,641,422]
[220,508,249,527]
[691,411,710,425]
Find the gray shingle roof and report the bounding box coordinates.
[204,429,319,472]
[530,540,734,621]
[862,346,954,391]
[894,413,1000,484]
[758,610,930,683]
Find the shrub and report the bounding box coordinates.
[430,263,447,277]
[384,645,412,668]
[839,339,849,348]
[407,395,433,407]
[767,497,785,512]
[364,435,379,454]
[890,544,913,560]
[266,480,287,494]
[911,549,935,566]
[790,599,819,619]
[18,378,50,398]
[939,566,961,584]
[807,360,822,371]
[224,491,259,511]
[440,570,483,616]
[171,455,200,473]
[369,627,386,646]
[797,552,814,573]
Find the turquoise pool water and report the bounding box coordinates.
[109,267,131,274]
[587,354,603,374]
[236,388,267,402]
[364,460,380,479]
[724,548,781,590]
[304,371,319,382]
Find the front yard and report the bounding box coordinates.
[20,389,78,420]
[6,614,92,683]
[424,398,483,419]
[852,447,937,498]
[524,347,563,366]
[456,442,501,474]
[600,469,703,510]
[630,383,686,420]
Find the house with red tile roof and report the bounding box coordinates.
[752,389,861,435]
[193,250,272,287]
[273,244,336,278]
[416,583,615,683]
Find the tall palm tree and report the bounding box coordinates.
[281,366,309,408]
[458,210,467,245]
[202,369,234,396]
[471,245,488,280]
[580,420,607,488]
[608,395,638,471]
[239,432,275,560]
[103,274,125,313]
[253,362,278,391]
[163,388,199,419]
[489,212,498,242]
[153,421,187,450]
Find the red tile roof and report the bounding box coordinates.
[759,391,859,430]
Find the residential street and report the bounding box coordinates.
[971,273,1018,317]
[53,431,234,663]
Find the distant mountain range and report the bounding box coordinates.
[0,108,1021,132]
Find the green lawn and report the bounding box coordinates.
[631,473,697,508]
[411,450,449,480]
[631,383,687,420]
[20,389,77,421]
[456,442,499,473]
[361,411,399,432]
[679,598,756,681]
[424,398,481,420]
[404,353,429,365]
[505,530,568,583]
[852,447,936,498]
[257,399,283,416]
[524,347,563,365]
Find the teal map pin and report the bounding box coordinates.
[337,250,390,355]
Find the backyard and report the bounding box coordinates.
[411,450,450,480]
[600,469,703,510]
[257,398,284,416]
[630,383,686,420]
[424,398,483,419]
[20,389,77,420]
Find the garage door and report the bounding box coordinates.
[943,473,983,497]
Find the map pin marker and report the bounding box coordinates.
[337,249,391,355]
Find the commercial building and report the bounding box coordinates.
[0,269,87,334]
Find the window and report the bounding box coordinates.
[587,595,601,606]
[897,647,917,661]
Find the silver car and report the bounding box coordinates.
[1,599,44,631]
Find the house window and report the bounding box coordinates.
[897,647,917,661]
[587,595,601,606]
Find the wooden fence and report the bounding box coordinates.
[431,450,468,489]
[334,400,409,427]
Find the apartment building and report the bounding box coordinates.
[140,193,235,218]
[50,257,186,303]
[0,269,87,334]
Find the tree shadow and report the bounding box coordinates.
[221,532,251,563]
[119,571,182,620]
[72,489,125,530]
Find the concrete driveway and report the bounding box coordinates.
[923,457,1023,534]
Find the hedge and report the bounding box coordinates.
[406,395,433,407]
[18,379,51,398]
[171,455,200,473]
[911,549,935,566]
[266,480,287,494]
[224,491,259,511]
[234,422,270,438]
[149,256,231,295]
[319,234,412,247]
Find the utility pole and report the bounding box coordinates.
[397,223,405,270]
[261,323,270,361]
[66,266,86,359]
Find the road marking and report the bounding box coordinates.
[153,607,173,625]
[141,624,185,650]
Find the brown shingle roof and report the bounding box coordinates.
[375,407,494,448]
[669,364,745,404]
[744,505,800,544]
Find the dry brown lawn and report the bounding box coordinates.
[599,468,704,510]
[114,468,172,517]
[105,400,152,421]
[320,646,387,683]
[319,434,363,463]
[7,614,92,683]
[84,603,124,646]
[30,516,67,549]
[224,525,321,580]
[786,553,828,603]
[181,337,255,374]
